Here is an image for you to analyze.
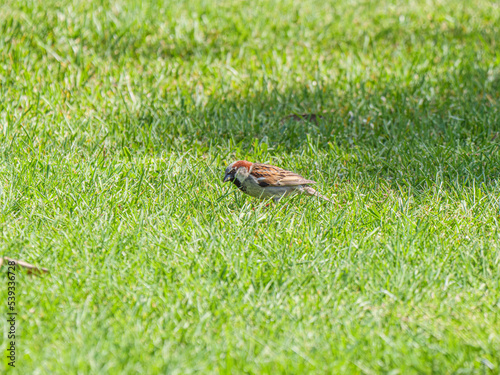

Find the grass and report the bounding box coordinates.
[1,0,500,373]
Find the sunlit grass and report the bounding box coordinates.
[1,0,500,373]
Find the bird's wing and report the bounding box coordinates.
[251,163,316,187]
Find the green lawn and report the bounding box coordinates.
[1,0,500,373]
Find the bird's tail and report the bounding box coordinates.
[304,186,331,202]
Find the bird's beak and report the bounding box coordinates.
[223,174,231,183]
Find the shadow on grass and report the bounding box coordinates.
[126,70,500,189]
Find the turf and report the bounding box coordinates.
[1,0,500,373]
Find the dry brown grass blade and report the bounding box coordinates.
[2,257,49,276]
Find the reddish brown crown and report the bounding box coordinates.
[232,160,253,169]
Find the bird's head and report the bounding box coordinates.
[223,160,253,183]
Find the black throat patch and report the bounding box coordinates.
[232,179,246,192]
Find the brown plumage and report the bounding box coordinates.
[248,163,316,187]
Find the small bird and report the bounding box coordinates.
[223,160,330,203]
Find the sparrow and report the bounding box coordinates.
[223,160,330,203]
